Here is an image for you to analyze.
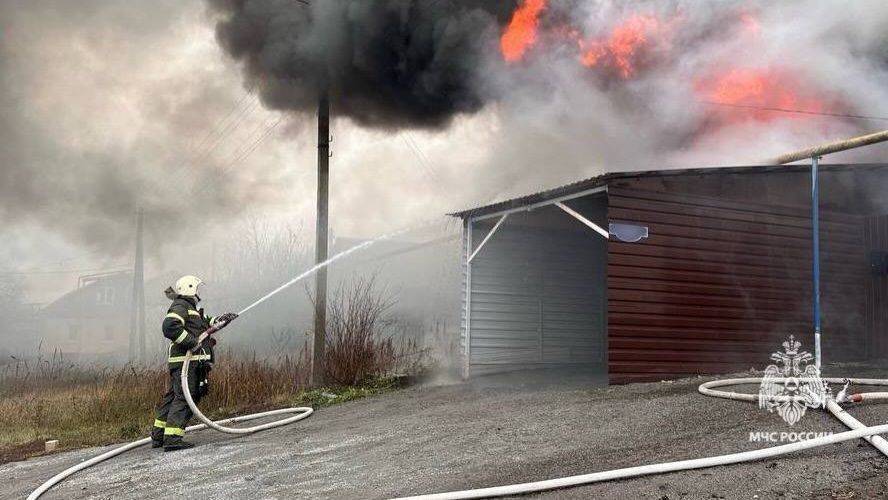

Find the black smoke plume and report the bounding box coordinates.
[208,0,519,129]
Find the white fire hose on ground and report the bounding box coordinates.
[393,376,888,500]
[27,334,314,500]
[29,372,888,500]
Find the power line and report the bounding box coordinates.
[0,266,130,276]
[195,98,261,162]
[702,101,888,122]
[7,249,113,270]
[405,133,433,166]
[170,87,258,182]
[138,87,261,206]
[230,116,285,164]
[190,115,286,197]
[402,133,444,185]
[176,97,262,188]
[189,87,256,156]
[5,90,266,279]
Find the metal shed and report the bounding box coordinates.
[453,163,888,384]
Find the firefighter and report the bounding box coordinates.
[150,275,237,451]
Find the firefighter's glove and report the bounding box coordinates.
[215,312,238,327]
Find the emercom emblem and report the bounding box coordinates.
[758,335,830,426]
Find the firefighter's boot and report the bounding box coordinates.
[150,424,165,449]
[163,435,195,452]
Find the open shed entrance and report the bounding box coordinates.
[463,192,608,382]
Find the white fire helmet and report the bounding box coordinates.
[175,275,203,298]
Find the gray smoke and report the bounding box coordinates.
[2,0,888,277]
[465,0,888,201]
[205,0,888,209]
[0,0,290,257]
[208,0,518,129]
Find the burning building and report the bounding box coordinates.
[203,1,888,382]
[453,163,888,383]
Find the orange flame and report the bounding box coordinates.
[696,67,829,125]
[498,7,833,130]
[579,14,669,79]
[500,0,548,63]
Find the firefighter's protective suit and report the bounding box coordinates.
[150,281,232,451]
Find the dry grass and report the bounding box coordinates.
[0,356,167,454]
[0,351,403,463]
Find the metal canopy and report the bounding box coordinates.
[450,163,888,222]
[460,187,645,379]
[467,214,509,263]
[555,202,609,239]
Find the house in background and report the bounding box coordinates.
[38,271,133,362]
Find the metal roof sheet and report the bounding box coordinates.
[449,163,888,220]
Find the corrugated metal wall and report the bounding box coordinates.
[608,187,868,383]
[460,220,469,376]
[864,215,888,359]
[463,202,607,376]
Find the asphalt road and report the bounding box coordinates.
[5,365,888,499]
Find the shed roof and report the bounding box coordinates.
[449,163,888,220]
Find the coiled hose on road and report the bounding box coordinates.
[28,374,888,499]
[27,336,313,500]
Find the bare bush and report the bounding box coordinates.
[321,277,429,386]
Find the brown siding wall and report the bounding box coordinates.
[607,187,868,384]
[865,215,888,358]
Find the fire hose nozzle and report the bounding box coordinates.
[206,313,239,336]
[836,380,852,403]
[205,323,223,336]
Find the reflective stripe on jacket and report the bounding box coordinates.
[163,296,215,369]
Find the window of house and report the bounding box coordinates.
[105,325,115,341]
[68,324,81,341]
[97,287,115,306]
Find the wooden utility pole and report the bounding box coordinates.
[129,207,146,364]
[311,94,330,386]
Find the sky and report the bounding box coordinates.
[2,0,887,303]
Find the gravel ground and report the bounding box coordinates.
[5,363,888,500]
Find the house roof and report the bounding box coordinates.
[449,163,888,220]
[41,271,132,319]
